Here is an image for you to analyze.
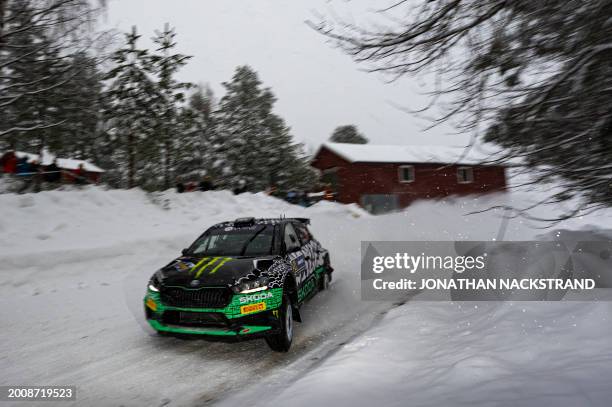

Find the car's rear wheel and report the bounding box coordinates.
[265,294,293,352]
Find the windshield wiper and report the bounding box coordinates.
[239,226,266,256]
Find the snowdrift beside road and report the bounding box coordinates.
[247,300,612,407]
[0,187,366,259]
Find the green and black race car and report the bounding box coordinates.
[144,217,333,352]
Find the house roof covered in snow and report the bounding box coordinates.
[15,151,105,173]
[317,142,509,166]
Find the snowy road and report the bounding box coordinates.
[3,187,612,406]
[0,189,404,406]
[0,237,397,406]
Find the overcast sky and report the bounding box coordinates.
[104,0,465,151]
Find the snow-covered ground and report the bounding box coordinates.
[1,185,612,406]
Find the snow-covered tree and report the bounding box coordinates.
[103,27,158,188]
[330,125,368,144]
[0,0,103,153]
[149,24,192,189]
[50,52,104,159]
[174,84,220,182]
[215,65,315,193]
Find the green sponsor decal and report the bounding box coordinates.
[297,267,326,301]
[148,319,271,336]
[209,257,231,274]
[298,277,316,301]
[188,256,234,278]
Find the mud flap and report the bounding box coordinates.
[292,306,302,322]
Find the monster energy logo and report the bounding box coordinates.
[190,257,233,278]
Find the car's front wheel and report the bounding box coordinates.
[265,294,293,352]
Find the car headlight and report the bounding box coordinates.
[233,276,269,294]
[148,275,161,292]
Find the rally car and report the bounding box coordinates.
[144,217,332,352]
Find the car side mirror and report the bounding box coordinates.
[181,248,188,256]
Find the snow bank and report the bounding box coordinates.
[0,187,366,260]
[254,301,612,407]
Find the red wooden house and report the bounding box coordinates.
[311,142,507,214]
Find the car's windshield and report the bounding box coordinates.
[187,225,277,257]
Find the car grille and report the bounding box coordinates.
[160,287,231,308]
[162,310,228,327]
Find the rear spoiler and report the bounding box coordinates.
[291,217,310,225]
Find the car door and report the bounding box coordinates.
[283,222,308,286]
[294,222,318,277]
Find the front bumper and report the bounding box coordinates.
[144,287,283,339]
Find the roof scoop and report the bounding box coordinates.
[234,217,256,226]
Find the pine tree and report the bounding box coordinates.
[0,0,103,153]
[50,52,104,159]
[103,27,158,188]
[0,2,72,153]
[330,125,368,144]
[149,24,192,189]
[216,65,316,193]
[175,85,219,182]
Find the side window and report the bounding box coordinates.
[398,165,415,183]
[457,167,474,183]
[284,223,301,252]
[295,223,311,244]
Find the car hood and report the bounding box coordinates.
[157,255,272,288]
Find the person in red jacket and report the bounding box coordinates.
[0,150,17,174]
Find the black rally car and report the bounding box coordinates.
[144,217,333,352]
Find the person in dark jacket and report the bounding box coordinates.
[176,177,185,193]
[199,176,215,192]
[233,179,247,195]
[44,159,62,183]
[29,160,42,192]
[16,157,33,193]
[16,157,30,175]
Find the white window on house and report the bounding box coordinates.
[457,167,474,183]
[398,165,415,183]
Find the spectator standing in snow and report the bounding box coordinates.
[199,176,215,192]
[27,160,43,192]
[16,156,30,175]
[233,179,247,195]
[1,150,18,174]
[175,179,185,193]
[286,190,297,204]
[44,160,62,183]
[16,157,34,193]
[175,178,185,194]
[298,191,310,207]
[265,184,277,196]
[323,183,335,201]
